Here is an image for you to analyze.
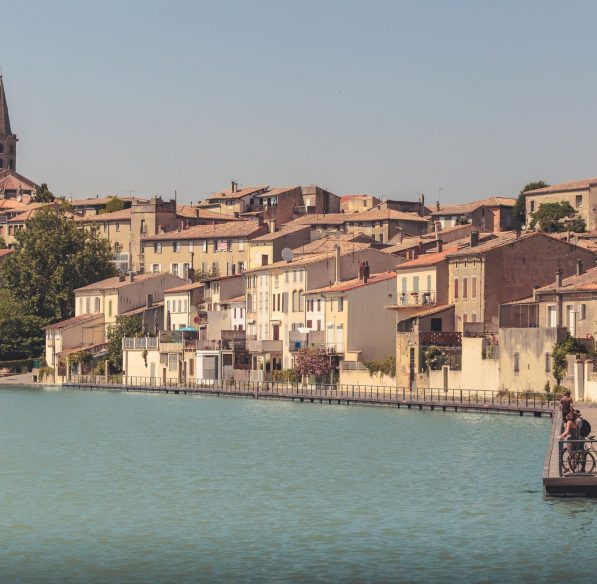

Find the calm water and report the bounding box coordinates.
[0,386,594,583]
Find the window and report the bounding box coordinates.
[579,304,587,320]
[274,275,279,289]
[188,241,194,252]
[453,278,459,299]
[338,297,344,312]
[115,222,120,232]
[292,290,298,312]
[471,313,477,322]
[108,300,113,317]
[530,201,536,213]
[152,263,161,273]
[217,240,230,252]
[463,277,468,299]
[183,263,190,278]
[85,297,90,313]
[513,352,520,374]
[238,261,245,273]
[413,276,419,292]
[202,241,208,252]
[317,299,321,311]
[299,290,304,311]
[285,271,289,283]
[239,240,245,251]
[426,275,432,292]
[172,263,179,277]
[94,297,100,313]
[576,194,583,208]
[545,353,551,373]
[154,242,162,254]
[103,223,108,232]
[293,270,297,283]
[462,313,467,323]
[178,300,182,313]
[471,277,477,299]
[401,277,407,293]
[140,219,146,234]
[173,242,181,253]
[168,353,178,372]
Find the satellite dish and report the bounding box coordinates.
[281,247,294,262]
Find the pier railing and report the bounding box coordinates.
[558,439,597,477]
[66,375,555,411]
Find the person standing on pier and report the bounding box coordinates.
[560,391,573,424]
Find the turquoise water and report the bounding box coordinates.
[0,386,594,583]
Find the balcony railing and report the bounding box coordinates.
[419,331,462,347]
[397,291,436,306]
[122,337,159,350]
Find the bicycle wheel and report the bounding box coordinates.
[581,451,596,474]
[561,448,577,475]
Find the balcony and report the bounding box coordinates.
[419,331,462,348]
[122,337,159,350]
[288,330,325,351]
[396,290,436,307]
[247,339,283,353]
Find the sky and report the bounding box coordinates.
[2,0,597,204]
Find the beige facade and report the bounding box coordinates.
[524,178,597,231]
[142,221,266,279]
[245,248,397,370]
[340,195,380,213]
[447,232,597,332]
[247,224,311,269]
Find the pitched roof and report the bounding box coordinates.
[206,185,269,201]
[75,272,182,293]
[536,265,597,293]
[44,313,103,330]
[143,221,266,241]
[0,172,38,192]
[395,249,455,270]
[69,196,136,207]
[245,248,366,274]
[446,232,530,257]
[176,205,240,221]
[296,209,428,226]
[0,198,29,211]
[399,304,454,319]
[250,222,311,242]
[431,197,516,216]
[164,281,204,294]
[305,271,396,294]
[294,233,381,255]
[74,208,132,222]
[8,203,78,223]
[525,178,597,195]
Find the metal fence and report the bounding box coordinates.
[66,375,555,411]
[559,438,597,477]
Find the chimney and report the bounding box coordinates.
[436,201,440,212]
[363,260,370,284]
[470,231,479,247]
[437,239,443,253]
[532,284,538,301]
[268,219,276,233]
[231,180,237,193]
[118,273,126,282]
[577,259,583,276]
[146,293,153,308]
[555,269,562,289]
[128,272,135,283]
[334,244,341,283]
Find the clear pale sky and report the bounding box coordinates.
[2,0,597,204]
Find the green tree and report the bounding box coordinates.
[0,290,45,359]
[106,314,143,372]
[513,180,549,224]
[104,196,126,214]
[529,201,586,233]
[552,334,587,387]
[0,236,6,249]
[0,206,116,322]
[32,183,55,204]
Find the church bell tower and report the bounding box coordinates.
[0,75,18,172]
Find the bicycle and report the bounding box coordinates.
[560,436,596,475]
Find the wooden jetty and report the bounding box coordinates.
[543,408,597,497]
[64,375,554,417]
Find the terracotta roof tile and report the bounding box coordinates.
[164,281,204,294]
[525,178,597,195]
[176,205,240,221]
[536,265,597,293]
[75,208,132,222]
[431,197,516,216]
[75,273,184,293]
[305,271,396,294]
[206,185,269,201]
[395,248,456,269]
[143,221,266,241]
[44,313,103,330]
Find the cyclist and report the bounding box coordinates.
[559,412,580,471]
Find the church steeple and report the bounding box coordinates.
[0,75,17,171]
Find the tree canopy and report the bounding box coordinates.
[0,289,45,360]
[106,315,143,372]
[32,183,55,204]
[529,200,586,233]
[104,196,126,214]
[294,346,332,380]
[513,180,549,224]
[0,206,117,322]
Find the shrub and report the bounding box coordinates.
[364,356,396,377]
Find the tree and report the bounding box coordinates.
[0,290,45,360]
[0,236,6,249]
[552,334,587,387]
[104,196,126,214]
[529,201,586,233]
[106,315,143,372]
[32,183,55,204]
[424,346,449,371]
[0,206,117,322]
[294,346,332,380]
[513,180,549,224]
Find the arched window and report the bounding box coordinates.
[292,290,298,312]
[298,289,304,311]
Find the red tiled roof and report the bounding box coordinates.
[395,248,456,269]
[164,281,204,294]
[305,271,396,294]
[69,196,137,207]
[176,205,240,221]
[143,221,266,241]
[251,223,311,242]
[431,197,516,216]
[44,313,103,330]
[0,170,38,191]
[206,185,269,201]
[536,265,597,293]
[525,178,597,195]
[398,304,454,319]
[75,208,132,222]
[76,273,184,293]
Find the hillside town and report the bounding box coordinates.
[1,75,596,401]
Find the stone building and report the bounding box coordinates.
[0,76,17,172]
